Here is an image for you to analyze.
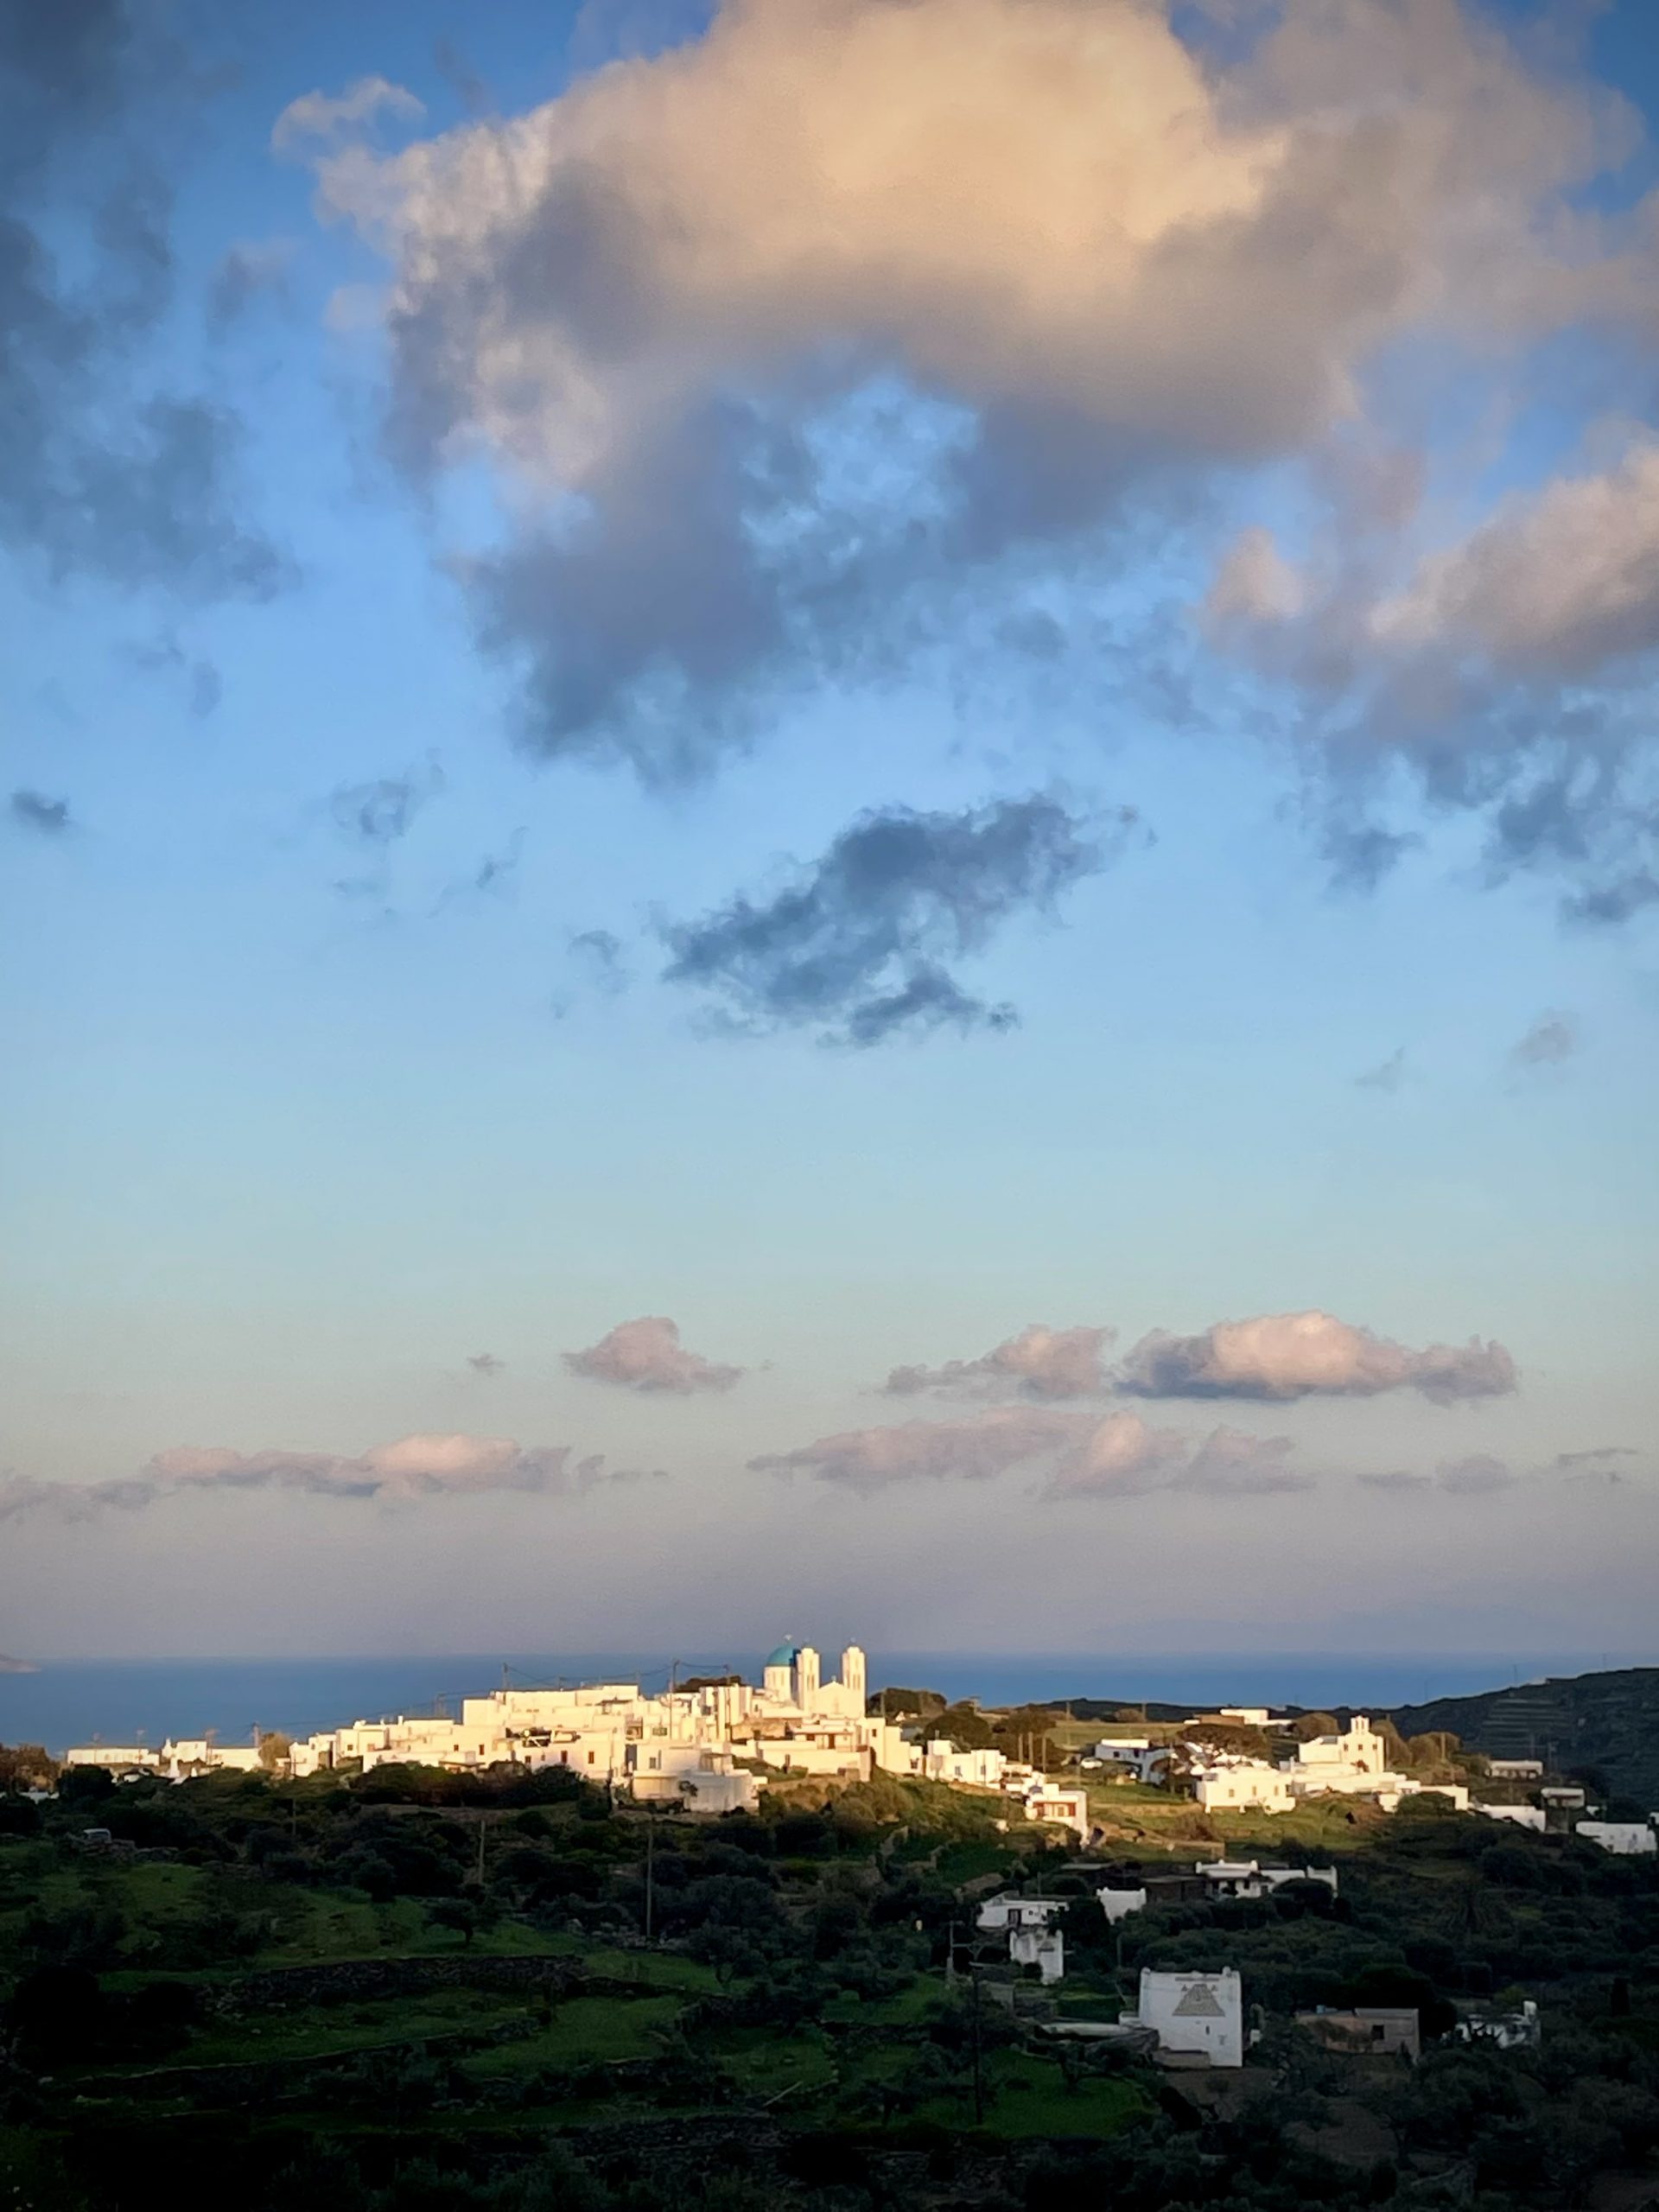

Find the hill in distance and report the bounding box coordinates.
[1383,1665,1659,1808]
[0,1656,37,1675]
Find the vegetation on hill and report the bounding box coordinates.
[2,1730,1656,2209]
[1389,1668,1659,1808]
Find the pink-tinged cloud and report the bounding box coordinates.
[1117,1309,1516,1405]
[884,1323,1116,1401]
[753,1405,1308,1503]
[752,1404,1074,1494]
[564,1315,743,1395]
[0,1434,649,1522]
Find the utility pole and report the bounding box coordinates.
[969,1955,984,2126]
[475,1813,490,1886]
[644,1807,656,1943]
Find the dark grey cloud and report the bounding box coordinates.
[564,1316,743,1395]
[0,0,284,596]
[1507,1009,1578,1072]
[1435,1453,1516,1497]
[569,928,628,992]
[330,759,445,847]
[117,630,222,717]
[463,399,809,775]
[10,788,71,835]
[205,239,292,335]
[467,1352,505,1377]
[434,829,525,914]
[660,794,1123,1046]
[1355,1046,1407,1093]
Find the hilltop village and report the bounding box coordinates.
[61,1640,1659,1935]
[63,1642,1659,1840]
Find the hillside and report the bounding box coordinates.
[0,1656,35,1675]
[1387,1666,1659,1807]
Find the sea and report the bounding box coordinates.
[1,1649,1648,1755]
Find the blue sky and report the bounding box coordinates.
[1,0,1656,1662]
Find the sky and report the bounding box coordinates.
[1,0,1656,1664]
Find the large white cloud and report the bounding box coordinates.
[296,0,1631,763]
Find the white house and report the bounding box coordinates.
[923,1742,1007,1789]
[976,1893,1065,1933]
[1098,1886,1148,1925]
[1480,1803,1548,1832]
[1576,1820,1656,1856]
[1128,1968,1245,2067]
[1020,1782,1091,1840]
[1090,1738,1168,1783]
[1008,1924,1065,1984]
[1455,1999,1541,2050]
[1488,1759,1544,1781]
[1192,1762,1293,1814]
[1217,1708,1274,1727]
[61,1745,157,1775]
[1198,1859,1338,1900]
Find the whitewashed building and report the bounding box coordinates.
[1576,1820,1657,1855]
[1128,1968,1245,2068]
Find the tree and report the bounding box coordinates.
[57,1763,116,1806]
[428,1896,480,1948]
[257,1731,292,1772]
[0,1741,57,1791]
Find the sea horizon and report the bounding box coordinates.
[3,1647,1654,1757]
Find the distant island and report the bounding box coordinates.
[0,1655,37,1675]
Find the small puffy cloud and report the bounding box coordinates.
[754,1404,1307,1503]
[10,790,72,835]
[661,794,1122,1046]
[0,1433,627,1522]
[467,1352,505,1376]
[1507,1009,1578,1071]
[272,76,424,154]
[1117,1309,1516,1406]
[564,1315,742,1395]
[884,1324,1115,1402]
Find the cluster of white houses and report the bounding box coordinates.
[61,1655,1655,1859]
[61,1642,1094,1834]
[1184,1715,1472,1816]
